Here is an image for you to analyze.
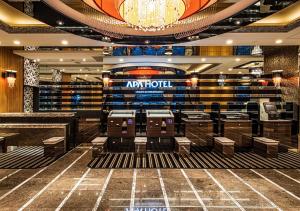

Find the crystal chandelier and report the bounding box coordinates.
[119,0,185,32]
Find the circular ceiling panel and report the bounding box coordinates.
[93,0,212,21]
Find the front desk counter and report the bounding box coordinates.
[260,120,292,144]
[0,112,78,148]
[181,111,213,147]
[219,112,252,150]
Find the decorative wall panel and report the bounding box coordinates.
[24,86,33,113]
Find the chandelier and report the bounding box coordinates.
[119,0,186,31]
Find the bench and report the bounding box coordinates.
[0,133,19,153]
[134,137,147,155]
[43,137,65,157]
[175,137,191,156]
[253,137,279,158]
[91,137,108,158]
[214,137,235,158]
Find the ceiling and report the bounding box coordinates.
[2,0,299,45]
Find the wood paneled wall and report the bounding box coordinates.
[0,47,24,112]
[199,46,233,56]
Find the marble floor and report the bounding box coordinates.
[0,146,299,210]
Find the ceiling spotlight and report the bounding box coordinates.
[201,58,206,62]
[56,20,64,26]
[61,40,69,45]
[167,58,172,62]
[235,58,241,62]
[59,58,63,62]
[234,20,241,25]
[119,58,124,62]
[144,40,150,44]
[275,39,283,44]
[97,69,100,72]
[80,69,82,72]
[13,40,21,45]
[37,58,40,62]
[82,58,86,62]
[220,71,223,74]
[226,39,233,45]
[238,71,242,74]
[228,68,233,71]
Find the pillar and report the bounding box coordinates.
[23,46,39,113]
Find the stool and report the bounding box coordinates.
[43,137,65,157]
[254,137,279,158]
[214,137,235,158]
[175,137,191,156]
[134,137,147,155]
[91,137,108,158]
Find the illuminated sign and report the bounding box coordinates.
[126,80,172,88]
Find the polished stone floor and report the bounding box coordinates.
[0,146,299,210]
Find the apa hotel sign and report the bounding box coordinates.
[126,80,172,88]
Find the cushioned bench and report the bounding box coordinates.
[214,137,235,158]
[134,137,147,155]
[175,137,191,156]
[254,137,279,158]
[91,137,108,158]
[43,137,65,157]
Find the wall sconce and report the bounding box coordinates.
[2,70,17,88]
[272,70,283,88]
[190,73,198,88]
[102,72,110,88]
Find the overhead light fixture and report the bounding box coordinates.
[238,71,242,74]
[167,58,172,62]
[56,20,64,26]
[228,68,233,71]
[272,70,283,88]
[13,40,21,45]
[201,58,206,62]
[251,45,263,56]
[165,46,173,55]
[275,39,283,44]
[59,58,63,62]
[235,58,241,62]
[37,58,40,62]
[226,40,233,45]
[119,0,185,31]
[2,70,17,88]
[119,58,124,62]
[82,58,86,62]
[61,40,69,45]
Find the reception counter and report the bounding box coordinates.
[0,112,78,148]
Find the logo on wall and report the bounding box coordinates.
[126,80,173,88]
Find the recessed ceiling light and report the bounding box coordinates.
[13,40,21,45]
[220,71,223,74]
[167,58,172,62]
[37,58,40,62]
[61,40,69,45]
[275,39,283,44]
[238,71,242,74]
[226,39,233,45]
[97,69,100,72]
[201,58,206,62]
[85,74,88,77]
[80,69,82,72]
[56,20,64,26]
[119,58,124,62]
[82,58,86,62]
[59,58,63,62]
[228,68,233,71]
[235,58,241,62]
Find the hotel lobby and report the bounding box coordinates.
[1,0,300,210]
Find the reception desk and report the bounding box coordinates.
[261,120,292,143]
[0,112,78,148]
